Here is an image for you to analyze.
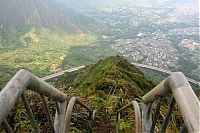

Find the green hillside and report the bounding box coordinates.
[0,27,97,88]
[0,0,108,89]
[73,56,154,96]
[56,56,154,132]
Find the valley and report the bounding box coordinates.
[0,28,116,88]
[0,1,199,88]
[82,4,199,80]
[0,0,199,132]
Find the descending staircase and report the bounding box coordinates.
[0,69,199,133]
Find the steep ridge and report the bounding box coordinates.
[55,56,154,132]
[72,56,154,97]
[0,0,105,89]
[0,0,103,33]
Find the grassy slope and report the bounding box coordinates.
[73,56,154,96]
[0,27,97,88]
[56,56,154,132]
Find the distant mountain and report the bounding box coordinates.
[0,0,104,33]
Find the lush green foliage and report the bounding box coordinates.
[0,27,98,88]
[56,56,154,132]
[1,92,56,133]
[73,56,154,96]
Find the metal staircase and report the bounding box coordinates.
[0,69,199,133]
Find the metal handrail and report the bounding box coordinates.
[116,100,141,133]
[142,72,200,133]
[0,69,67,124]
[1,69,199,132]
[63,97,94,133]
[0,69,95,133]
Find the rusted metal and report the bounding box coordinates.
[40,95,55,133]
[0,69,67,124]
[63,97,92,133]
[142,72,200,133]
[1,119,13,133]
[160,97,175,133]
[150,98,162,133]
[21,92,40,133]
[116,100,141,133]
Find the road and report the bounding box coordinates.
[41,63,200,86]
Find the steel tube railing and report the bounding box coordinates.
[21,92,40,133]
[54,100,61,114]
[142,103,152,132]
[63,97,93,133]
[0,69,95,133]
[150,97,161,133]
[40,95,55,133]
[116,100,141,133]
[142,72,200,133]
[160,97,176,132]
[0,69,67,124]
[0,69,94,133]
[1,69,199,133]
[54,101,67,133]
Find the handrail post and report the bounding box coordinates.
[142,72,200,133]
[0,69,67,124]
[63,97,93,133]
[142,103,152,133]
[21,92,40,133]
[116,101,141,133]
[54,101,67,133]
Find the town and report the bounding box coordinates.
[82,4,199,79]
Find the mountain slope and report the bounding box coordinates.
[0,0,104,33]
[73,56,154,97]
[0,0,105,88]
[56,56,154,132]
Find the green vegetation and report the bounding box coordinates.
[72,56,154,96]
[3,92,56,132]
[1,56,196,132]
[169,35,199,81]
[56,56,154,132]
[0,27,99,88]
[0,0,107,89]
[55,56,191,132]
[61,40,117,68]
[0,28,96,72]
